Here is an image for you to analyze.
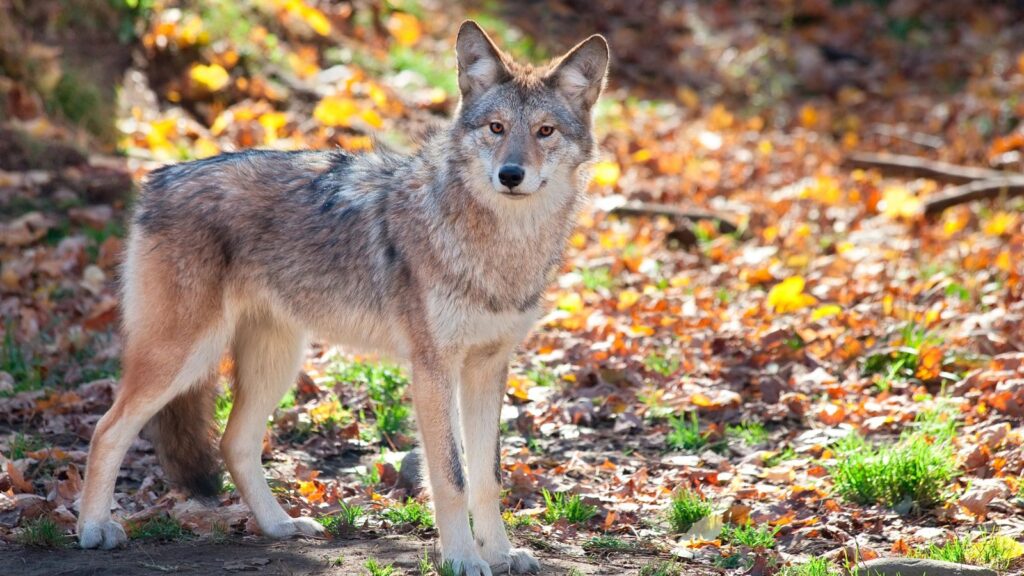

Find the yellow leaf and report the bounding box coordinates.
[677,87,699,109]
[189,63,230,92]
[592,161,621,187]
[984,211,1018,236]
[811,304,842,321]
[507,376,531,401]
[386,12,421,47]
[569,232,587,249]
[617,289,640,310]
[299,5,331,36]
[767,276,817,313]
[313,95,358,127]
[193,137,220,159]
[799,104,819,129]
[557,292,583,313]
[996,249,1012,272]
[359,108,383,129]
[880,185,922,220]
[309,399,342,425]
[259,112,289,143]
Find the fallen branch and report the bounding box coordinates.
[608,202,740,234]
[843,152,1008,184]
[845,151,1024,215]
[924,178,1024,216]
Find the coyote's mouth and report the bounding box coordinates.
[500,190,530,199]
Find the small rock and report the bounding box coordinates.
[0,212,49,247]
[852,558,997,576]
[68,205,113,229]
[395,449,422,494]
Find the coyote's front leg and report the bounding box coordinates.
[411,352,491,576]
[461,346,540,574]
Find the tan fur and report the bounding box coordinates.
[77,21,609,576]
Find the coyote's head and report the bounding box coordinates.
[451,21,609,206]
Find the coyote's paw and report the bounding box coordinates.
[78,520,128,550]
[486,548,540,574]
[447,552,493,576]
[507,548,540,574]
[263,516,325,539]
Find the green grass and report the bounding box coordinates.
[6,433,45,460]
[541,489,598,525]
[778,557,839,576]
[381,498,434,531]
[318,502,365,536]
[862,322,944,390]
[332,360,410,447]
[831,432,957,509]
[580,266,614,290]
[638,560,682,576]
[644,351,680,377]
[214,388,233,432]
[47,72,115,144]
[667,489,713,533]
[2,323,43,394]
[918,533,1024,570]
[728,422,769,446]
[721,523,778,549]
[16,517,70,548]
[525,366,558,387]
[764,446,798,467]
[364,558,397,576]
[387,45,458,96]
[582,535,634,553]
[666,412,708,451]
[126,514,189,541]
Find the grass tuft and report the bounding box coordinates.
[381,498,434,531]
[17,517,70,548]
[918,533,1024,570]
[778,557,839,576]
[721,523,778,549]
[364,558,397,576]
[728,422,770,446]
[541,489,598,525]
[126,514,189,541]
[582,535,634,553]
[319,502,365,536]
[831,431,956,509]
[333,360,410,447]
[666,412,708,451]
[667,488,713,533]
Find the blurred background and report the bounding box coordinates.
[2,1,1024,574]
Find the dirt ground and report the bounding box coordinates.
[0,535,665,576]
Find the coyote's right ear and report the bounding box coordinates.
[456,21,510,100]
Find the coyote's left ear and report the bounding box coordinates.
[548,35,610,111]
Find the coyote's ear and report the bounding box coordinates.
[548,35,609,111]
[456,21,510,100]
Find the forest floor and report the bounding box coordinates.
[3,1,1024,575]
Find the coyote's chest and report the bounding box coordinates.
[426,288,540,350]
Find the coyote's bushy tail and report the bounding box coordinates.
[146,374,222,498]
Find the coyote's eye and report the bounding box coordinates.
[489,122,504,134]
[537,125,555,138]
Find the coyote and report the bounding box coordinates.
[77,20,608,575]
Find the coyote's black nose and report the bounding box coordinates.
[498,165,525,189]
